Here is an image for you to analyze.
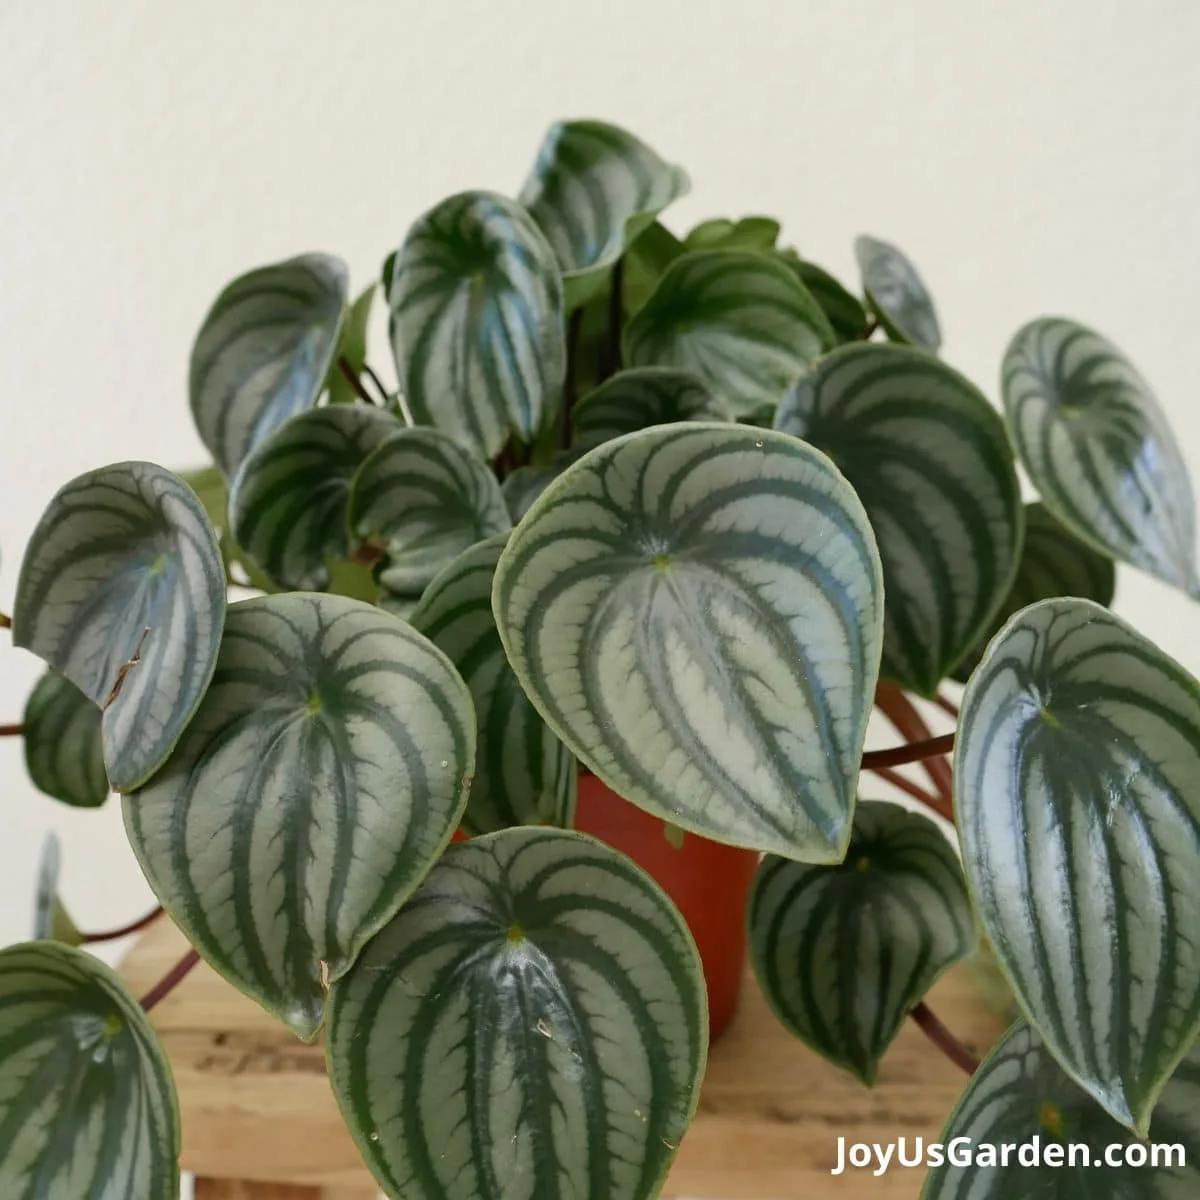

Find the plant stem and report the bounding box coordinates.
[860,732,955,771]
[362,364,391,407]
[139,947,201,1015]
[859,317,879,340]
[80,905,163,944]
[561,308,583,450]
[336,356,376,406]
[599,257,624,381]
[874,684,954,807]
[0,612,10,629]
[0,723,24,737]
[866,765,953,823]
[935,692,960,718]
[910,1001,980,1075]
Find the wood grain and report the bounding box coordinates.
[119,919,1006,1199]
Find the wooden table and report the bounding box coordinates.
[119,920,1004,1200]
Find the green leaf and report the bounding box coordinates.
[623,250,835,419]
[410,535,576,834]
[14,462,227,792]
[23,670,108,808]
[229,405,400,590]
[924,1020,1200,1198]
[682,216,781,254]
[122,593,475,1040]
[854,235,941,351]
[572,366,730,451]
[348,427,511,597]
[501,460,569,523]
[775,343,1023,695]
[786,257,870,343]
[0,941,180,1200]
[750,801,974,1086]
[956,598,1200,1134]
[493,423,884,861]
[190,253,348,476]
[388,190,566,461]
[326,283,376,405]
[519,119,690,310]
[326,827,707,1200]
[32,834,83,946]
[951,502,1116,683]
[1002,317,1198,596]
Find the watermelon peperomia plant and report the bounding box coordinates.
[2,116,1200,1200]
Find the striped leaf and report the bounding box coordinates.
[326,283,376,405]
[190,253,348,476]
[519,119,689,310]
[749,801,975,1085]
[348,427,511,598]
[572,366,729,451]
[775,343,1022,695]
[854,235,941,351]
[925,1021,1200,1198]
[0,941,180,1200]
[410,535,576,835]
[493,423,884,861]
[122,593,475,1040]
[1002,317,1198,596]
[23,670,107,808]
[956,598,1200,1133]
[229,405,400,590]
[32,835,82,946]
[326,827,707,1200]
[623,250,835,419]
[13,462,226,792]
[682,215,781,254]
[786,257,871,343]
[952,502,1116,683]
[501,460,570,523]
[388,190,566,461]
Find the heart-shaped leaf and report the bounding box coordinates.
[749,800,975,1085]
[855,235,940,351]
[32,834,82,945]
[122,593,475,1040]
[519,119,689,311]
[951,502,1116,683]
[775,343,1022,695]
[14,462,226,792]
[388,190,566,461]
[0,941,180,1200]
[786,257,871,343]
[493,423,884,861]
[23,669,107,808]
[326,283,376,405]
[956,598,1200,1133]
[924,1020,1200,1198]
[411,535,575,835]
[1002,317,1198,596]
[572,366,729,451]
[229,405,400,590]
[190,253,348,476]
[326,827,707,1200]
[623,250,835,418]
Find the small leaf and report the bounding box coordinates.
[786,257,870,343]
[924,1021,1200,1198]
[501,460,570,523]
[957,598,1200,1133]
[411,534,576,834]
[572,366,729,451]
[348,427,511,597]
[623,250,835,418]
[855,235,941,351]
[0,941,180,1200]
[775,343,1022,695]
[229,405,400,590]
[14,462,227,792]
[326,283,376,405]
[326,827,707,1200]
[683,216,781,254]
[388,190,566,461]
[494,423,884,861]
[520,119,690,310]
[750,801,975,1084]
[123,593,475,1040]
[952,502,1116,683]
[1002,317,1198,596]
[23,670,108,808]
[190,253,348,476]
[32,834,82,946]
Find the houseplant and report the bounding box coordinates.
[1,113,1199,1198]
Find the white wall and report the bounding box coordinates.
[2,0,1199,954]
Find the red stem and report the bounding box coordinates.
[139,948,201,1014]
[935,692,960,719]
[336,356,376,406]
[910,1001,980,1075]
[0,723,24,737]
[873,684,954,807]
[80,906,163,944]
[867,765,953,823]
[861,732,955,770]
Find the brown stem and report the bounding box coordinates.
[874,683,954,807]
[861,732,955,771]
[935,692,960,719]
[362,363,391,407]
[910,1001,980,1075]
[867,765,953,823]
[0,612,11,629]
[0,723,24,737]
[80,906,163,944]
[139,947,201,1014]
[859,316,879,340]
[336,356,376,406]
[562,308,584,449]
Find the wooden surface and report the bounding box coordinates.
[119,919,1004,1199]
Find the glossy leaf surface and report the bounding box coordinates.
[23,670,107,808]
[855,235,941,351]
